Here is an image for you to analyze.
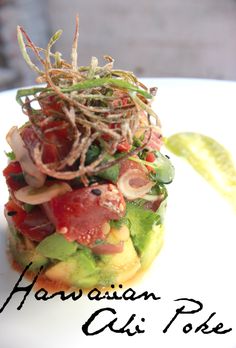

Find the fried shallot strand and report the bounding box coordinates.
[17,18,160,179]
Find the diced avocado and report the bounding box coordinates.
[156,198,168,223]
[45,248,100,288]
[125,202,165,269]
[139,224,164,270]
[36,233,78,261]
[9,236,48,272]
[109,224,130,242]
[98,235,141,286]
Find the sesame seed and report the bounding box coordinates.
[7,211,17,217]
[91,188,102,196]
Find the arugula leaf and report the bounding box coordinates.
[126,202,161,254]
[5,151,16,160]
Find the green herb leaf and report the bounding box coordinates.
[85,144,101,165]
[132,136,143,148]
[94,239,105,245]
[126,202,161,254]
[98,164,120,183]
[96,154,120,183]
[110,216,128,229]
[148,183,168,199]
[5,151,16,160]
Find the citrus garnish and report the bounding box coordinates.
[165,132,236,209]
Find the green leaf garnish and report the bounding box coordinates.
[85,144,101,165]
[61,78,152,99]
[5,151,16,160]
[96,154,120,183]
[110,216,128,229]
[126,202,161,254]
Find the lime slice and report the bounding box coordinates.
[165,132,236,209]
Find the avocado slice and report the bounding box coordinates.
[45,248,100,288]
[125,202,165,269]
[98,234,141,286]
[36,233,78,261]
[139,224,164,270]
[10,246,48,272]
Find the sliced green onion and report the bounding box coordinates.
[16,87,46,105]
[62,78,152,99]
[16,77,153,106]
[17,25,44,75]
[129,91,158,121]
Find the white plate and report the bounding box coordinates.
[0,78,236,348]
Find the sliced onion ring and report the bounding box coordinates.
[14,182,72,205]
[143,194,164,202]
[117,169,154,200]
[6,126,46,188]
[92,241,124,255]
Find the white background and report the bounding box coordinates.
[0,78,236,348]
